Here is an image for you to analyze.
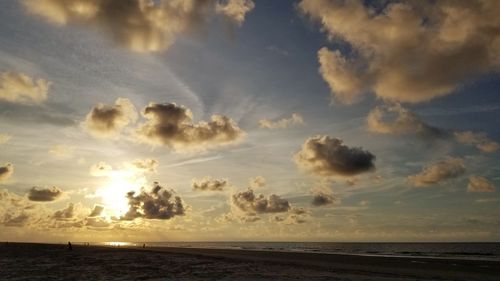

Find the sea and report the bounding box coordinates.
[100,241,500,261]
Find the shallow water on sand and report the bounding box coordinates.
[94,242,500,261]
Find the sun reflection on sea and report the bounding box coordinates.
[105,241,134,247]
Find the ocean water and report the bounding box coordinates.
[102,242,500,261]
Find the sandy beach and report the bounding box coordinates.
[0,243,499,280]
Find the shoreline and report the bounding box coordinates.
[2,242,499,280]
[34,241,500,262]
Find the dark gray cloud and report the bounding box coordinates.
[27,186,63,202]
[83,98,137,138]
[294,135,376,177]
[135,102,244,151]
[192,176,228,191]
[122,182,185,220]
[311,191,337,207]
[408,157,465,187]
[0,163,13,182]
[232,188,290,214]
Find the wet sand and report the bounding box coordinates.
[0,243,499,280]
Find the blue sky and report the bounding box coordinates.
[0,0,499,242]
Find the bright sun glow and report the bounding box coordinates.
[96,169,146,218]
[105,241,134,247]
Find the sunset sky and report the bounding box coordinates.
[1,0,499,243]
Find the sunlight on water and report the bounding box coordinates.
[105,242,134,247]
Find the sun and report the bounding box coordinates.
[96,169,146,218]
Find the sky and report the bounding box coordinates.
[0,0,499,243]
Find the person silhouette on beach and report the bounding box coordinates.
[143,244,145,249]
[67,241,72,251]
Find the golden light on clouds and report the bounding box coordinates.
[300,0,500,104]
[0,0,499,244]
[93,165,147,218]
[0,72,50,104]
[23,0,254,52]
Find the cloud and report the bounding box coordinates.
[49,144,74,159]
[192,176,228,191]
[284,214,307,225]
[1,190,88,229]
[367,104,499,151]
[27,186,63,202]
[0,134,11,144]
[23,0,253,52]
[89,161,113,177]
[0,163,14,182]
[455,131,499,153]
[53,203,74,220]
[408,157,465,187]
[135,102,245,151]
[122,182,185,220]
[299,0,500,104]
[271,208,309,224]
[85,217,111,228]
[89,204,104,217]
[316,48,366,104]
[271,214,307,225]
[83,98,137,138]
[240,214,261,223]
[367,104,448,139]
[127,158,158,173]
[3,213,30,227]
[0,190,34,227]
[294,135,376,177]
[467,176,496,193]
[345,178,358,187]
[311,187,338,207]
[259,113,304,129]
[231,188,290,214]
[216,0,254,25]
[249,176,266,189]
[0,72,50,104]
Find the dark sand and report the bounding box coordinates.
[0,243,499,280]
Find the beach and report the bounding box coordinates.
[0,243,499,280]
